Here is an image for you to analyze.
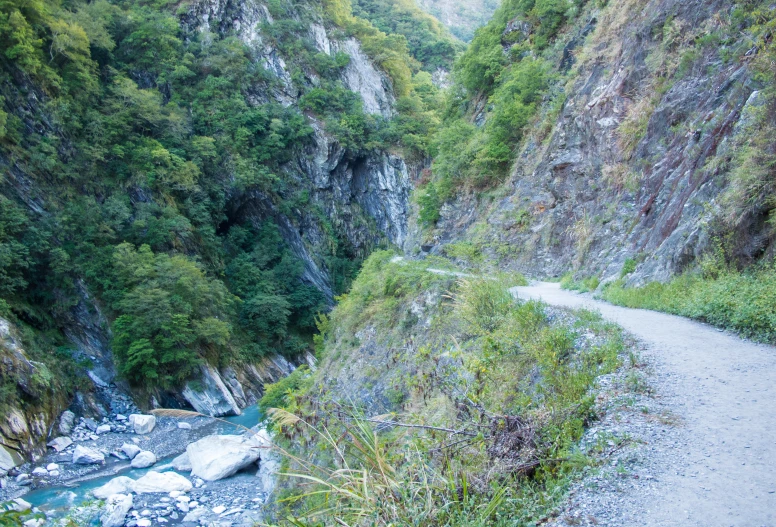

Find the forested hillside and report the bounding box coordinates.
[417,0,501,41]
[0,0,453,460]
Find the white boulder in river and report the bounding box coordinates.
[121,443,141,459]
[100,493,133,527]
[93,476,134,499]
[186,435,260,481]
[130,451,156,469]
[128,414,156,435]
[131,471,192,494]
[172,452,192,472]
[72,445,104,464]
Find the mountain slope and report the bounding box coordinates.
[0,0,450,462]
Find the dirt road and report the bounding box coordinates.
[511,282,776,527]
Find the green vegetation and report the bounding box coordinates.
[262,251,627,525]
[0,0,456,402]
[560,273,600,293]
[602,259,776,344]
[352,0,465,71]
[414,0,584,226]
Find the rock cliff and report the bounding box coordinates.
[423,0,765,286]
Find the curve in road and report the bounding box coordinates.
[511,281,776,527]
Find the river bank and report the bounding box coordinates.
[1,406,271,526]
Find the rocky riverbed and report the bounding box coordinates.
[0,406,275,526]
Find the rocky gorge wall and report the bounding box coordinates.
[422,0,765,286]
[0,0,415,469]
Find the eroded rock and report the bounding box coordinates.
[72,445,104,464]
[131,471,192,494]
[186,435,260,481]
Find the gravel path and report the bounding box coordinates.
[511,281,776,527]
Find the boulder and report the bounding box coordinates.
[177,422,192,430]
[82,417,98,431]
[182,508,207,523]
[0,445,23,471]
[93,476,134,500]
[15,473,31,486]
[186,435,260,481]
[121,443,141,459]
[9,498,31,512]
[128,414,156,435]
[100,493,133,527]
[58,410,76,435]
[131,471,192,494]
[72,445,105,464]
[48,436,73,452]
[130,451,157,469]
[96,424,111,434]
[46,463,59,471]
[31,467,48,477]
[171,452,192,472]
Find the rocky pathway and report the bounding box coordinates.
[512,282,776,527]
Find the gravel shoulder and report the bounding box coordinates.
[512,282,776,527]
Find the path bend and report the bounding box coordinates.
[511,282,776,527]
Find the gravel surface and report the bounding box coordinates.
[513,282,776,527]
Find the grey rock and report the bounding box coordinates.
[93,476,135,499]
[172,452,192,472]
[9,498,31,512]
[187,435,261,481]
[182,364,242,417]
[0,444,23,471]
[82,417,98,431]
[58,410,76,435]
[100,493,133,527]
[96,424,111,434]
[129,414,156,435]
[182,508,207,523]
[72,445,105,464]
[130,451,157,469]
[31,467,48,477]
[177,422,192,430]
[131,471,192,494]
[121,443,141,459]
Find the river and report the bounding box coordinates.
[21,405,263,521]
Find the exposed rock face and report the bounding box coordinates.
[58,411,75,436]
[182,364,242,417]
[0,445,22,472]
[429,0,763,285]
[131,471,193,494]
[186,435,261,481]
[334,38,395,118]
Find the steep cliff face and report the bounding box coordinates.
[183,0,412,300]
[425,0,763,285]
